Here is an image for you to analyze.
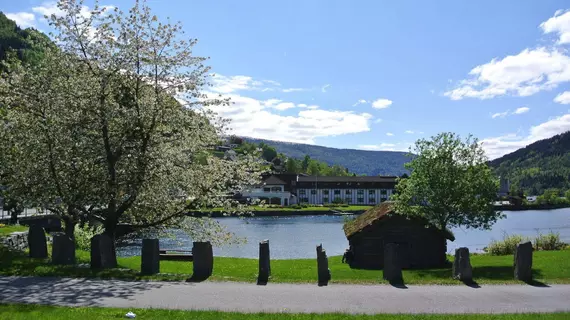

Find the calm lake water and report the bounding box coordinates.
[117,208,570,259]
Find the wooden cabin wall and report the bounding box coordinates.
[348,216,448,270]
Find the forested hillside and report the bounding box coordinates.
[245,138,411,176]
[0,12,52,68]
[489,131,570,195]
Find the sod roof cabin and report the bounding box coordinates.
[343,202,455,270]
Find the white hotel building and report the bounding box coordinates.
[241,174,397,206]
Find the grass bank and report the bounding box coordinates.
[0,304,569,320]
[0,225,27,236]
[1,245,569,284]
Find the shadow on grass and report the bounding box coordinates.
[414,266,546,283]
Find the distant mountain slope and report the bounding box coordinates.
[244,138,411,176]
[489,131,570,195]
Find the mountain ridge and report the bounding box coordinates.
[489,131,570,195]
[243,137,411,176]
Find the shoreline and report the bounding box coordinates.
[190,204,570,218]
[188,209,367,217]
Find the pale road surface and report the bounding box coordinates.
[1,276,570,314]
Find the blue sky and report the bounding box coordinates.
[5,1,570,159]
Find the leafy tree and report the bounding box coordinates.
[536,188,565,205]
[565,190,570,202]
[0,0,262,267]
[393,132,500,233]
[260,144,277,162]
[228,135,243,145]
[285,158,300,173]
[301,155,311,172]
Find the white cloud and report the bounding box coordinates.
[445,48,570,100]
[205,92,372,144]
[321,84,331,93]
[482,113,570,159]
[405,130,414,134]
[358,142,411,152]
[32,2,65,18]
[492,107,530,119]
[445,10,570,100]
[491,111,509,119]
[386,132,394,136]
[282,88,305,93]
[372,99,393,109]
[273,102,296,111]
[352,99,368,106]
[514,107,530,114]
[374,118,383,124]
[554,91,570,104]
[5,12,36,28]
[358,143,395,151]
[540,9,570,44]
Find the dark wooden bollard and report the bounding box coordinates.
[514,241,533,282]
[141,239,160,275]
[316,244,331,286]
[383,243,403,284]
[90,234,117,269]
[188,241,213,282]
[52,233,76,265]
[452,247,473,282]
[258,239,270,285]
[28,225,48,259]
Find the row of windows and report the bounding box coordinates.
[262,187,283,192]
[299,189,389,195]
[299,197,389,204]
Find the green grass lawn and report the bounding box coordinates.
[0,305,568,320]
[0,225,27,236]
[1,244,569,285]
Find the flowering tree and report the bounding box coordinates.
[0,0,263,267]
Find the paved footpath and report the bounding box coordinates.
[1,276,570,314]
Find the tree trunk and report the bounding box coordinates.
[63,217,76,240]
[9,209,19,225]
[102,219,118,268]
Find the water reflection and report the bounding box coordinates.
[117,208,570,259]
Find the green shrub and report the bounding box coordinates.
[74,224,104,251]
[485,234,529,256]
[534,231,567,251]
[485,232,567,255]
[290,205,302,209]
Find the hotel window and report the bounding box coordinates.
[357,189,364,195]
[311,190,316,195]
[345,190,351,195]
[357,197,364,203]
[345,197,352,204]
[271,186,282,192]
[334,190,340,195]
[263,187,270,192]
[323,190,329,195]
[369,198,376,204]
[381,189,387,195]
[323,197,329,203]
[301,197,309,203]
[299,189,306,195]
[368,190,375,195]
